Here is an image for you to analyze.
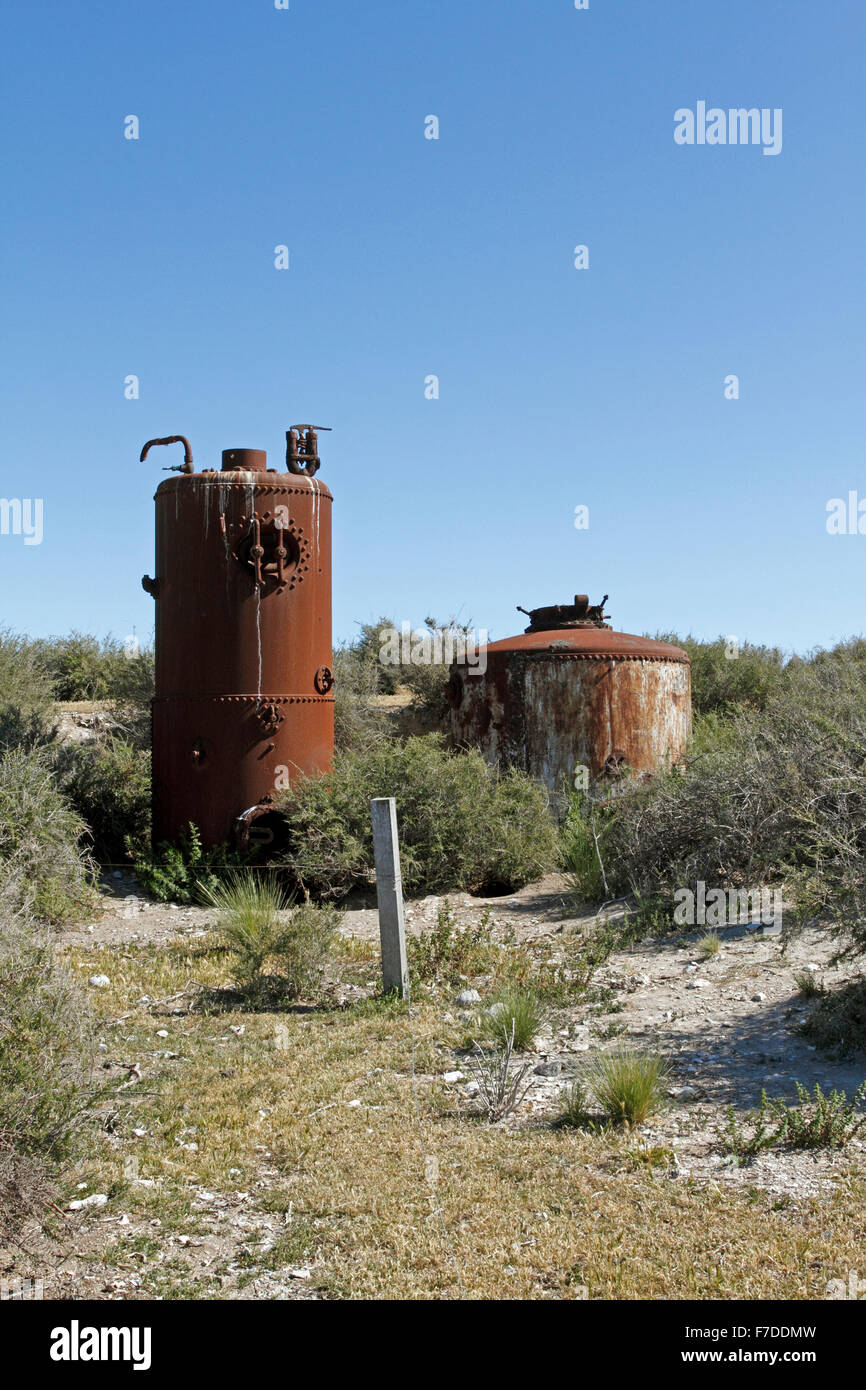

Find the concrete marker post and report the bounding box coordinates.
[371,797,409,997]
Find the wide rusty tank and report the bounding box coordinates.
[140,428,334,849]
[447,594,690,794]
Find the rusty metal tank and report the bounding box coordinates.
[447,594,690,794]
[140,428,334,850]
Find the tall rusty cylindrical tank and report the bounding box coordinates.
[140,429,334,849]
[448,594,690,793]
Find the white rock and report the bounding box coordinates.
[443,1071,465,1084]
[88,974,111,989]
[156,1030,169,1039]
[68,1193,109,1211]
[751,992,768,1002]
[686,979,710,990]
[455,989,481,1006]
[287,1268,311,1280]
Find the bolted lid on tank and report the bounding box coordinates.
[479,594,689,663]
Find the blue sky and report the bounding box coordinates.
[1,0,864,654]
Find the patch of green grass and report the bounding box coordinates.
[558,1079,592,1129]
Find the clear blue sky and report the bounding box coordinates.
[1,0,864,655]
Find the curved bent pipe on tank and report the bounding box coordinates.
[140,436,194,473]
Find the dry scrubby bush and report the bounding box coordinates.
[0,748,98,923]
[275,734,559,899]
[0,919,94,1243]
[55,736,152,863]
[603,656,866,953]
[0,628,56,751]
[31,631,154,708]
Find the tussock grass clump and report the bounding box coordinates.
[698,931,721,959]
[0,747,98,922]
[0,920,94,1243]
[482,987,544,1051]
[200,872,341,998]
[276,734,558,899]
[582,1049,670,1126]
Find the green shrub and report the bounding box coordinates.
[0,919,94,1241]
[200,871,341,997]
[792,968,824,998]
[719,1081,866,1157]
[32,631,128,703]
[276,734,558,899]
[582,1049,669,1126]
[408,902,499,986]
[55,737,151,862]
[773,1080,866,1150]
[561,793,613,904]
[0,747,98,923]
[657,634,786,718]
[132,824,245,904]
[0,628,55,751]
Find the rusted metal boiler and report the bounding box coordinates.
[140,428,334,850]
[447,593,690,794]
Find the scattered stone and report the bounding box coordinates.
[156,1030,169,1039]
[751,992,768,1003]
[443,1071,465,1084]
[455,989,481,1006]
[68,1193,109,1211]
[88,974,111,989]
[533,1061,562,1077]
[686,979,710,990]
